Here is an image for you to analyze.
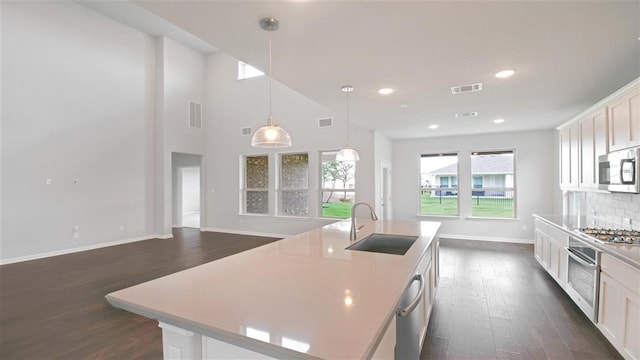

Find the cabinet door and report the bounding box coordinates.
[548,240,560,280]
[609,86,640,151]
[560,127,572,188]
[599,272,624,345]
[579,108,606,189]
[560,124,580,188]
[534,230,544,264]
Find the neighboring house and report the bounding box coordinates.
[426,155,514,197]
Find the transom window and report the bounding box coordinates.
[238,61,264,80]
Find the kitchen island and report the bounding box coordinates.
[106,219,441,359]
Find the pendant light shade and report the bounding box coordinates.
[251,17,292,148]
[337,85,359,161]
[251,117,292,148]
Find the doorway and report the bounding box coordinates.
[179,167,200,228]
[171,152,203,229]
[380,161,392,220]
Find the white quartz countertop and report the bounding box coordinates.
[106,220,441,359]
[533,214,640,270]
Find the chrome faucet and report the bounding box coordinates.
[350,202,379,240]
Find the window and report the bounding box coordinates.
[420,153,459,216]
[279,153,309,216]
[238,61,264,80]
[470,150,515,218]
[242,155,269,214]
[320,151,356,218]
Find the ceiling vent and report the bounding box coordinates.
[450,83,483,95]
[454,111,479,118]
[318,117,333,128]
[188,101,202,129]
[240,127,252,136]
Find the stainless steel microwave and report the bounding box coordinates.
[598,147,640,193]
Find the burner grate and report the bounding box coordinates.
[579,228,640,245]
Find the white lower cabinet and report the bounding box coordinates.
[598,254,640,360]
[533,220,567,288]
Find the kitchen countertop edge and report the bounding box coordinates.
[533,214,640,270]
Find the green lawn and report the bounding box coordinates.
[321,202,354,218]
[421,193,513,217]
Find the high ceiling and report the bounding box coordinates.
[90,1,640,140]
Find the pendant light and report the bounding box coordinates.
[336,85,360,161]
[251,17,292,148]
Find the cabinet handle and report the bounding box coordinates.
[565,247,598,269]
[396,274,424,317]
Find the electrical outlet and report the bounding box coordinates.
[119,225,125,232]
[522,225,528,231]
[73,232,79,239]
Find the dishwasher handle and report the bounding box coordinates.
[396,274,424,317]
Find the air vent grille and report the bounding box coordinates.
[450,83,483,95]
[318,118,333,128]
[455,111,479,118]
[241,127,252,136]
[188,101,202,129]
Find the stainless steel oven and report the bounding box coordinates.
[565,236,601,322]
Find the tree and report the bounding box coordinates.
[335,161,355,200]
[321,160,355,202]
[321,161,339,203]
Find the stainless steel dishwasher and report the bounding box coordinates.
[396,273,425,359]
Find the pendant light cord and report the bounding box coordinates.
[268,27,273,126]
[346,89,351,144]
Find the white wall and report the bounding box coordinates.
[204,52,375,236]
[155,37,206,236]
[1,2,156,260]
[374,131,393,218]
[393,130,555,242]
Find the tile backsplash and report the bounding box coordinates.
[585,192,640,230]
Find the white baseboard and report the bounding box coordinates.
[0,234,163,265]
[202,227,287,239]
[440,233,533,244]
[157,233,174,239]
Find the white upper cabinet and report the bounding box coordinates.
[608,85,640,151]
[578,108,608,189]
[558,78,638,191]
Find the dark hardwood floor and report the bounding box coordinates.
[0,231,622,359]
[421,239,622,360]
[0,228,280,360]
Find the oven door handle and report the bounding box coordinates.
[565,247,598,269]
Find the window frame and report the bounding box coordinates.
[469,149,517,219]
[277,152,310,217]
[419,152,460,217]
[240,154,269,215]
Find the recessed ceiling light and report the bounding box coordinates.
[428,124,439,130]
[495,69,515,79]
[378,88,394,95]
[400,104,409,108]
[493,118,505,124]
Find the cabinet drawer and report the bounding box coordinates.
[535,219,549,234]
[601,253,640,296]
[548,226,569,247]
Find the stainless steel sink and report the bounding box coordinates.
[345,233,418,255]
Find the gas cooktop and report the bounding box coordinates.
[579,228,640,245]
